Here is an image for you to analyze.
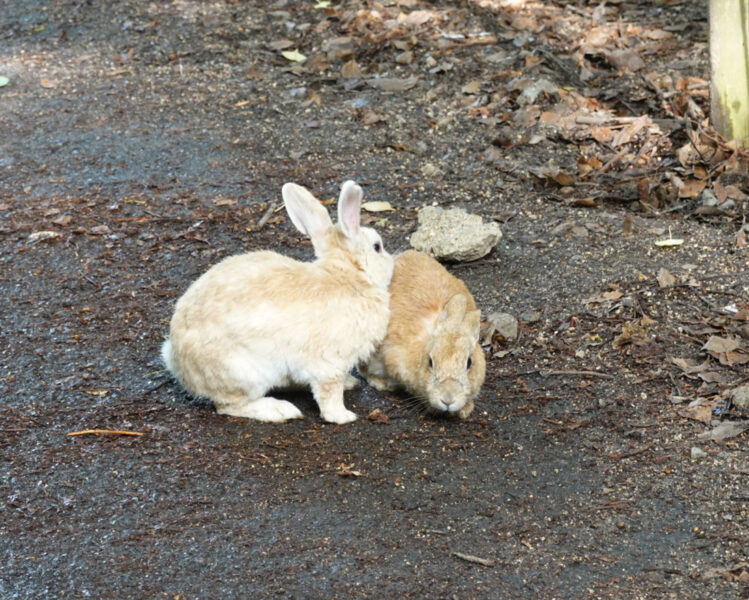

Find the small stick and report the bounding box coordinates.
[67,429,144,437]
[144,379,169,394]
[255,202,278,231]
[452,551,496,567]
[542,370,615,380]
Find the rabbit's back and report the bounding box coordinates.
[166,249,390,400]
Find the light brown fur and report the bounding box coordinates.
[361,250,486,418]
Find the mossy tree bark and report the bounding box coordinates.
[710,0,749,145]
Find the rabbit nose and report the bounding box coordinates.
[441,395,455,407]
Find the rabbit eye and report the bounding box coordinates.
[373,242,381,253]
[428,357,433,369]
[467,357,472,370]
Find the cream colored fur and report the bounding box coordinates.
[162,181,394,424]
[361,250,485,419]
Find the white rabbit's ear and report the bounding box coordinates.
[282,183,333,240]
[441,294,468,328]
[337,180,362,239]
[463,309,481,341]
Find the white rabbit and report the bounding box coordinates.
[162,181,394,424]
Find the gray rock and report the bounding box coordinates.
[519,310,541,323]
[410,206,502,262]
[701,188,718,206]
[487,312,518,341]
[731,385,749,411]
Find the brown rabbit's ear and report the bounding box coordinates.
[282,183,333,241]
[440,294,468,328]
[463,309,481,341]
[338,180,362,240]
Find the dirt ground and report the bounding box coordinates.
[1,1,747,598]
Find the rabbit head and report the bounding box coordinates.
[422,294,485,418]
[282,180,393,291]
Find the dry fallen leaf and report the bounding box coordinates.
[28,231,61,243]
[697,420,748,442]
[613,319,652,349]
[367,76,418,91]
[606,49,645,72]
[736,228,747,249]
[268,39,294,51]
[341,59,361,78]
[724,350,749,366]
[361,201,393,212]
[52,214,72,226]
[678,178,707,199]
[656,267,677,288]
[670,357,712,376]
[324,37,355,61]
[396,51,414,65]
[403,9,441,26]
[281,49,307,63]
[703,336,739,354]
[679,401,713,424]
[654,237,684,248]
[336,463,362,477]
[461,80,481,95]
[366,408,390,423]
[360,109,387,125]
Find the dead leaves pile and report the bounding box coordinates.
[256,0,749,229]
[584,268,748,441]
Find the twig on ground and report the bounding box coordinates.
[67,429,144,437]
[542,370,615,380]
[255,202,278,231]
[144,379,170,394]
[452,551,496,567]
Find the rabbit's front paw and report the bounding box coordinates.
[321,407,358,424]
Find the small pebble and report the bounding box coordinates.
[730,385,749,411]
[690,447,707,460]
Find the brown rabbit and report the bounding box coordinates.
[360,250,485,418]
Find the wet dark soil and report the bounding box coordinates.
[1,1,747,599]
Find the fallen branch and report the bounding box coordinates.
[452,551,496,567]
[67,429,144,437]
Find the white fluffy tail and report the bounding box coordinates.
[161,339,175,374]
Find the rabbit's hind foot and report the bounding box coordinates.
[216,396,303,422]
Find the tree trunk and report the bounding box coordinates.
[709,0,749,145]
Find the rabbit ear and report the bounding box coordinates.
[440,294,468,328]
[463,309,481,341]
[282,183,333,240]
[337,180,362,239]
